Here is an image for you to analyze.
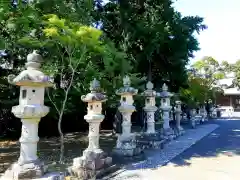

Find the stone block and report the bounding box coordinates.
[136,132,165,149]
[105,157,112,166]
[172,127,185,138]
[113,146,143,157]
[69,150,112,180]
[1,160,45,180]
[83,149,106,160]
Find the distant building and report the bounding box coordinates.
[216,73,240,110]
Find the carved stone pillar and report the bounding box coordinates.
[175,100,184,135]
[69,79,112,180]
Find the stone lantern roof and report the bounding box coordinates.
[141,81,157,97]
[81,78,107,102]
[175,100,181,105]
[116,75,138,95]
[158,83,173,98]
[8,50,53,87]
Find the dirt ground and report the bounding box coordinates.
[0,130,117,173]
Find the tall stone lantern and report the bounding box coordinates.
[137,81,164,149]
[142,81,158,134]
[159,83,174,138]
[175,100,184,135]
[200,104,206,123]
[191,108,197,128]
[209,99,213,118]
[114,76,141,156]
[1,51,53,180]
[69,78,112,179]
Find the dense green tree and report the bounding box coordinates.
[0,0,207,138]
[179,72,215,107]
[191,56,225,104]
[95,0,207,91]
[230,60,240,87]
[1,0,207,92]
[192,56,225,84]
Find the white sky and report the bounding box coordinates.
[174,0,240,64]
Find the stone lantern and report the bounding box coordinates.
[212,107,217,118]
[114,75,141,156]
[200,104,206,123]
[191,108,197,128]
[1,51,53,180]
[175,100,184,135]
[137,81,165,149]
[159,83,174,138]
[142,81,158,134]
[69,78,112,179]
[209,99,213,118]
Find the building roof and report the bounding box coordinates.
[217,78,234,87]
[223,87,240,95]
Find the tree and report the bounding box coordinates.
[192,56,225,85]
[94,0,207,91]
[191,56,225,103]
[229,60,240,87]
[1,0,207,93]
[0,2,132,162]
[0,0,206,140]
[180,72,214,107]
[0,2,39,137]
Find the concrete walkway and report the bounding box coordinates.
[109,119,240,180]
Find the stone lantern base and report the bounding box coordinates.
[194,114,202,125]
[204,112,208,121]
[0,159,45,180]
[113,133,143,157]
[173,126,185,137]
[190,115,197,128]
[161,127,176,141]
[136,132,166,149]
[199,113,207,124]
[68,149,112,180]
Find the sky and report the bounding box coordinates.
[173,0,240,64]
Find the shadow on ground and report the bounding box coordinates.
[168,119,240,167]
[113,119,240,176]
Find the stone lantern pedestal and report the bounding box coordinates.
[182,113,188,122]
[200,106,206,123]
[190,109,197,128]
[69,79,112,180]
[212,107,217,118]
[195,107,202,125]
[204,108,208,121]
[159,84,175,140]
[137,81,164,149]
[0,51,54,180]
[113,76,142,156]
[175,100,184,136]
[209,107,213,118]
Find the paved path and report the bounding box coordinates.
[156,119,240,180]
[110,119,240,180]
